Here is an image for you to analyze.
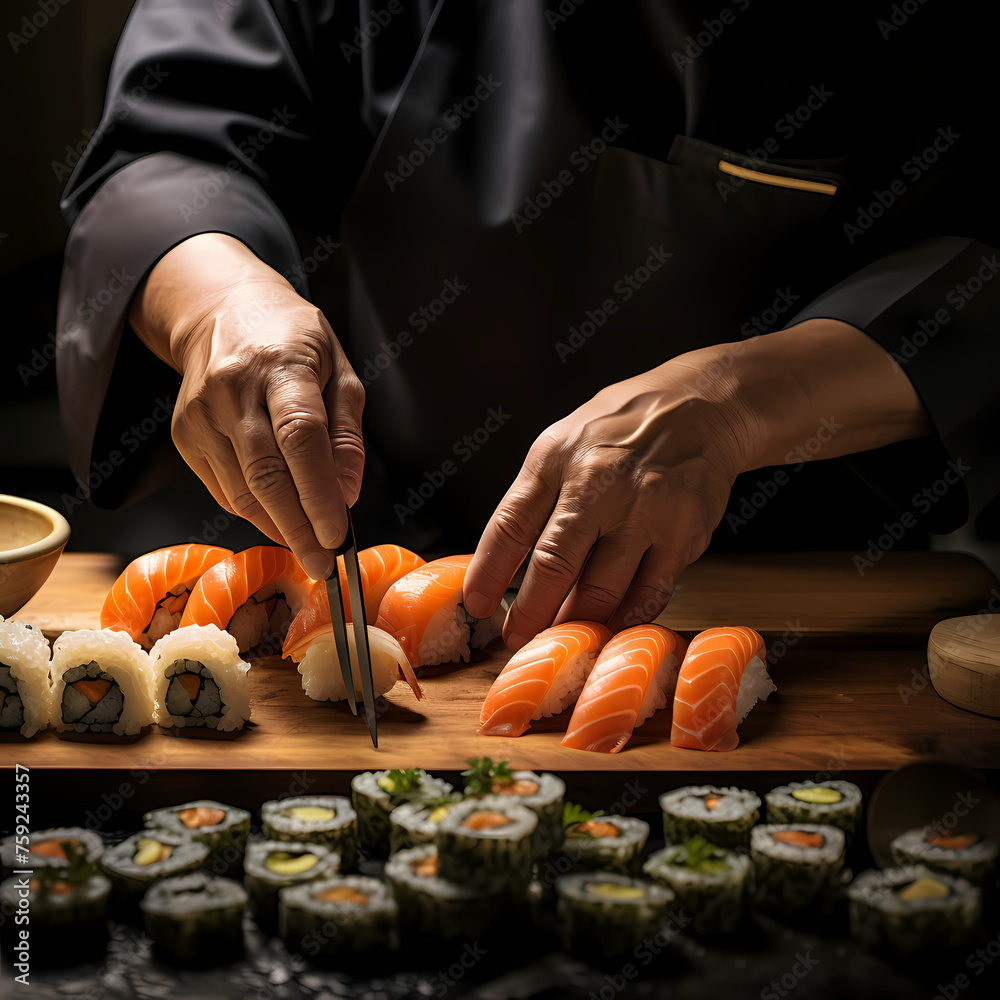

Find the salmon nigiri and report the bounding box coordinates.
[101,544,233,649]
[179,545,313,653]
[375,554,506,668]
[479,621,611,737]
[670,626,774,752]
[282,544,425,661]
[561,625,687,754]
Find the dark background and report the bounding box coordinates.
[2,0,999,576]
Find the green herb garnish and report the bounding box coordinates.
[462,757,514,796]
[563,802,606,831]
[34,841,98,894]
[377,768,425,797]
[421,794,461,813]
[663,836,729,873]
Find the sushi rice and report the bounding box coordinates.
[643,839,751,934]
[243,840,341,925]
[556,871,676,958]
[847,865,981,953]
[388,794,464,854]
[149,624,251,731]
[765,780,863,845]
[100,831,210,902]
[261,796,359,870]
[278,875,398,956]
[384,844,499,940]
[659,785,760,849]
[1,827,104,880]
[889,828,998,883]
[351,769,453,854]
[50,628,154,735]
[749,823,846,915]
[141,871,247,965]
[466,770,566,859]
[0,617,52,737]
[436,795,538,893]
[558,815,650,876]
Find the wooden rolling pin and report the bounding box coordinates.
[928,615,1000,717]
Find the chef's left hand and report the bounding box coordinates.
[463,351,760,647]
[464,320,932,649]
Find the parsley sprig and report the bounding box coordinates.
[563,802,606,831]
[378,768,425,797]
[462,756,513,796]
[663,836,729,872]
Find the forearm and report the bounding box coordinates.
[128,233,291,372]
[678,319,933,472]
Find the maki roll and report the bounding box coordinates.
[384,845,499,940]
[436,795,538,893]
[463,758,565,857]
[556,872,676,958]
[890,828,998,884]
[389,794,464,855]
[1,827,103,880]
[50,628,154,736]
[0,617,51,737]
[100,831,209,902]
[351,769,453,854]
[149,624,251,731]
[243,840,340,925]
[144,800,251,875]
[558,809,650,876]
[261,796,358,870]
[659,785,760,849]
[749,824,846,915]
[279,875,398,956]
[141,871,247,965]
[847,865,981,953]
[765,780,862,845]
[643,837,751,934]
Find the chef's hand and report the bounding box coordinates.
[128,233,364,581]
[465,320,931,648]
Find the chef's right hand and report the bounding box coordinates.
[128,233,364,581]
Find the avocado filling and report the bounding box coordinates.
[462,810,511,831]
[178,807,226,829]
[265,851,318,875]
[586,882,645,900]
[285,806,337,822]
[164,660,223,721]
[316,885,368,904]
[133,839,173,866]
[61,662,124,731]
[0,666,24,729]
[791,787,843,805]
[897,877,950,901]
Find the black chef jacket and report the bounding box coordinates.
[55,0,1000,551]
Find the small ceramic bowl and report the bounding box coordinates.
[0,495,71,619]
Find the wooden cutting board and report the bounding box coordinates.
[928,615,1000,717]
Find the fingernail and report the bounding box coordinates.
[464,590,491,618]
[303,553,333,580]
[316,522,343,551]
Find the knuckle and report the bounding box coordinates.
[530,542,578,582]
[273,412,328,456]
[489,508,538,551]
[244,456,293,498]
[573,580,621,611]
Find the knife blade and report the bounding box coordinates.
[340,514,378,747]
[325,566,357,716]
